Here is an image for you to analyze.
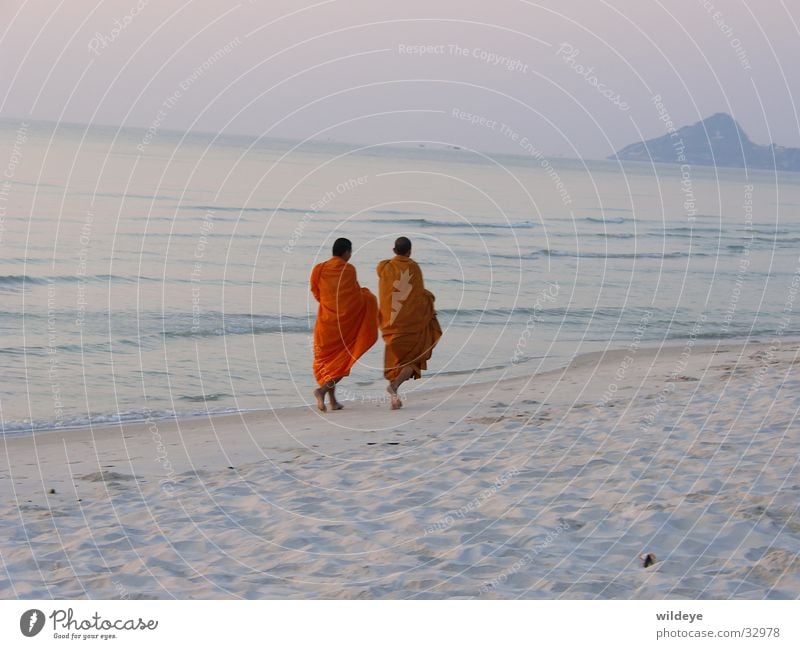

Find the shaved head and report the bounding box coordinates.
[393,236,411,256]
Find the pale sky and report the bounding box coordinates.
[1,0,798,158]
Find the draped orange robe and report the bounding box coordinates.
[377,255,442,381]
[310,256,378,386]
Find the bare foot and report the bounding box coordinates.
[387,383,402,409]
[327,383,344,410]
[313,387,327,412]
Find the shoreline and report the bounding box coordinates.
[2,336,799,598]
[1,334,784,442]
[2,336,795,480]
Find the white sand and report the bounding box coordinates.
[2,339,799,599]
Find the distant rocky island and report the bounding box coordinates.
[611,112,800,171]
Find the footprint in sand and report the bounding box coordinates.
[78,470,139,483]
[468,416,505,425]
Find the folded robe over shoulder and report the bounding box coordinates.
[310,256,378,386]
[377,255,442,381]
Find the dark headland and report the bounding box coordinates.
[610,112,800,171]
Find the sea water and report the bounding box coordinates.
[1,119,799,434]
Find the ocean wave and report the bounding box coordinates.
[431,362,521,377]
[369,209,430,216]
[660,226,723,233]
[0,273,145,287]
[585,207,633,213]
[436,308,516,319]
[178,393,231,402]
[162,314,310,338]
[530,249,707,259]
[0,406,243,436]
[747,227,792,235]
[0,341,121,356]
[436,306,643,320]
[585,216,627,224]
[664,327,800,341]
[0,273,266,289]
[179,204,333,214]
[6,310,312,343]
[652,232,713,240]
[751,234,800,241]
[88,190,182,202]
[439,308,800,345]
[360,217,535,229]
[706,237,800,250]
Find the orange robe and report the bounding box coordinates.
[377,255,442,381]
[310,256,378,386]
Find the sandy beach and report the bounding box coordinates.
[2,338,798,599]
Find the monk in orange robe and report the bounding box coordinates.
[310,238,378,411]
[377,236,442,409]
